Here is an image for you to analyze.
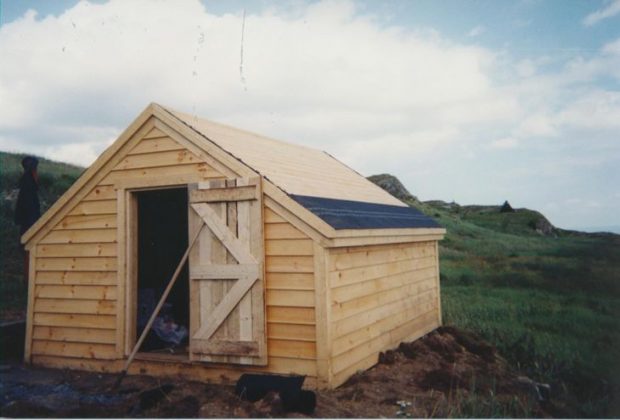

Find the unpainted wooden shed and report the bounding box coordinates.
[21,103,446,389]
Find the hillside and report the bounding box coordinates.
[369,173,620,417]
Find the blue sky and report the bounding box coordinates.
[1,0,619,231]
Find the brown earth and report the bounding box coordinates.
[0,327,565,418]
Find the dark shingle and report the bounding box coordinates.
[290,195,441,230]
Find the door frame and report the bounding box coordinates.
[117,183,189,357]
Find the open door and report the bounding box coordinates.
[187,177,267,365]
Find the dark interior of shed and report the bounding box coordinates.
[136,187,189,353]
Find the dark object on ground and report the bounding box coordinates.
[235,373,316,414]
[128,384,174,415]
[500,200,515,213]
[379,350,398,364]
[291,390,316,415]
[0,321,25,361]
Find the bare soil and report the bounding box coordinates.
[0,327,565,418]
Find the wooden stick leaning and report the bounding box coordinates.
[112,221,206,390]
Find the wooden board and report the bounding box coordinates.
[265,224,308,240]
[128,137,185,155]
[266,273,314,291]
[32,326,116,344]
[36,243,116,258]
[103,163,221,185]
[266,256,314,273]
[265,239,313,256]
[31,340,117,359]
[267,323,316,342]
[68,200,117,216]
[268,339,317,359]
[33,313,116,329]
[35,271,117,286]
[34,298,116,315]
[35,285,116,300]
[266,307,315,325]
[114,149,202,170]
[266,290,315,308]
[55,215,117,230]
[39,229,116,245]
[35,257,116,272]
[83,185,117,202]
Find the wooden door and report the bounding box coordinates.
[188,177,266,365]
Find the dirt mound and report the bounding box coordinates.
[0,327,560,418]
[317,327,554,418]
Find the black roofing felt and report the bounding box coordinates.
[290,195,442,230]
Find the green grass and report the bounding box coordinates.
[423,199,620,417]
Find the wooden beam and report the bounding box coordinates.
[192,340,259,357]
[189,185,257,203]
[435,241,443,326]
[116,188,127,357]
[313,243,332,387]
[191,264,259,280]
[193,274,258,340]
[191,203,257,264]
[24,246,37,363]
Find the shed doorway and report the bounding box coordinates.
[135,187,190,359]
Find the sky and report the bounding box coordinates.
[0,0,619,232]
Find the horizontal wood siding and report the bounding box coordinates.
[328,241,441,387]
[31,127,225,361]
[264,206,318,377]
[29,125,319,382]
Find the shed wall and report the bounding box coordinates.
[28,126,319,382]
[327,241,441,386]
[30,127,222,362]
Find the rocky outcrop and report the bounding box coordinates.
[367,174,418,203]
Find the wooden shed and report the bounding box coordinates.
[21,103,445,389]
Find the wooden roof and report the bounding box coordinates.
[22,103,444,248]
[164,107,405,207]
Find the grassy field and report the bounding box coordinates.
[420,199,620,417]
[1,156,618,416]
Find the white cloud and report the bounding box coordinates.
[489,137,519,149]
[467,25,485,37]
[0,0,502,167]
[602,37,620,55]
[556,90,620,130]
[516,114,557,138]
[583,0,620,26]
[516,58,536,78]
